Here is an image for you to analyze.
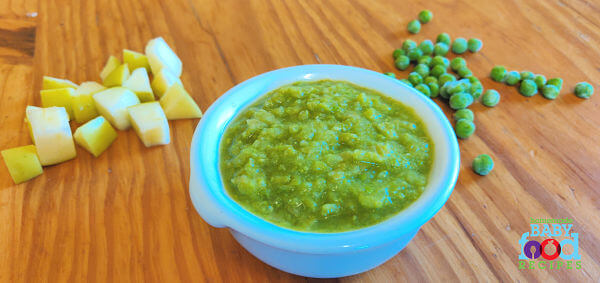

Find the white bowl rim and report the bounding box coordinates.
[189,64,460,254]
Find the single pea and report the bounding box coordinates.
[402,39,417,51]
[419,40,434,55]
[467,38,483,52]
[408,72,423,85]
[520,71,534,81]
[533,74,547,88]
[466,75,480,84]
[519,79,538,97]
[418,10,433,23]
[541,84,559,100]
[449,92,474,110]
[436,33,451,45]
[395,55,411,70]
[430,65,447,77]
[447,79,471,94]
[393,49,405,60]
[407,48,423,61]
[399,78,413,86]
[574,82,594,99]
[414,64,430,77]
[472,154,494,175]
[408,20,421,34]
[504,71,521,86]
[427,82,440,98]
[451,38,468,54]
[455,118,475,139]
[383,72,396,78]
[482,89,500,107]
[470,82,484,99]
[431,55,449,67]
[424,76,438,85]
[490,65,507,82]
[450,57,467,71]
[439,73,457,88]
[457,66,472,78]
[547,78,563,90]
[418,56,432,66]
[415,83,431,97]
[433,42,449,56]
[454,109,474,121]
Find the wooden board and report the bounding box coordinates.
[1,0,599,281]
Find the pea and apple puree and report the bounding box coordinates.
[220,80,433,232]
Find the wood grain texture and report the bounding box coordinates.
[1,0,599,282]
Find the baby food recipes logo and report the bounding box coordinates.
[518,218,582,270]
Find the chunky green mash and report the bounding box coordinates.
[220,80,433,232]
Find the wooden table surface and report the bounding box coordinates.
[1,0,599,282]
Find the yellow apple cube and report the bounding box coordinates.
[159,83,202,120]
[103,63,130,87]
[145,37,182,77]
[42,76,77,90]
[26,106,77,166]
[93,87,140,130]
[127,102,170,147]
[100,55,121,81]
[1,145,43,184]
[123,68,154,102]
[123,49,150,72]
[72,81,106,123]
[74,116,118,157]
[151,68,181,98]
[40,87,75,119]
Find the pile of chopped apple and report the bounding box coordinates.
[1,37,202,184]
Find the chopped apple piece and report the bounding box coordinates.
[92,87,140,130]
[123,49,150,72]
[26,106,77,166]
[42,76,77,90]
[151,68,181,98]
[72,82,106,123]
[127,102,170,147]
[100,55,121,81]
[103,63,130,87]
[1,145,43,184]
[123,68,154,102]
[159,83,202,120]
[40,87,75,119]
[74,116,118,157]
[145,37,182,77]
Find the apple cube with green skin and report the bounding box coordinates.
[93,87,140,130]
[159,83,202,120]
[72,81,106,123]
[103,63,130,87]
[123,49,150,72]
[145,37,182,77]
[128,102,170,147]
[123,68,154,102]
[40,87,75,119]
[151,68,181,98]
[74,116,118,157]
[26,106,77,166]
[42,76,77,90]
[1,145,43,184]
[100,55,121,81]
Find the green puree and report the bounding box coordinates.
[220,80,434,232]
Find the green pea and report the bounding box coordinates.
[449,92,474,110]
[454,109,474,121]
[415,83,431,97]
[450,57,467,71]
[424,76,438,85]
[395,55,410,70]
[504,71,521,86]
[451,38,468,54]
[436,33,451,45]
[399,78,413,86]
[467,38,483,52]
[408,20,421,34]
[418,10,433,23]
[470,82,484,99]
[541,84,559,100]
[408,72,423,85]
[439,73,457,89]
[418,56,432,66]
[519,79,538,97]
[433,42,449,56]
[419,40,434,55]
[490,65,507,82]
[547,78,563,91]
[427,82,440,98]
[407,48,423,61]
[457,66,472,78]
[383,72,396,78]
[574,82,594,99]
[431,55,449,67]
[472,154,494,175]
[402,39,417,51]
[430,65,446,77]
[466,75,480,85]
[393,49,405,60]
[520,71,534,81]
[482,89,500,107]
[455,119,475,139]
[414,64,430,77]
[447,79,471,95]
[533,74,546,88]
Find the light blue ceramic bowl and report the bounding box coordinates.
[189,65,460,278]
